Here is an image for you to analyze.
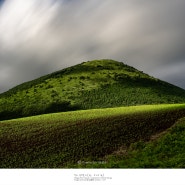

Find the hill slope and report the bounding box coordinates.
[1,104,185,168]
[1,59,185,120]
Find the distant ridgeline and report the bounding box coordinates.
[1,59,185,120]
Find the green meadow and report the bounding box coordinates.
[83,117,185,168]
[1,104,185,168]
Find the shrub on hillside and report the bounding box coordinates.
[45,101,80,113]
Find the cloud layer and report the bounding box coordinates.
[0,0,185,93]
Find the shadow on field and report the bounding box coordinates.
[1,108,185,168]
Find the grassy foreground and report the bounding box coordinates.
[80,117,185,168]
[1,104,185,168]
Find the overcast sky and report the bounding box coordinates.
[0,0,185,93]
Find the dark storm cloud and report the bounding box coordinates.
[0,0,185,93]
[0,0,4,5]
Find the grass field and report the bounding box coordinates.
[1,104,185,168]
[79,117,185,168]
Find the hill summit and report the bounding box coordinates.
[0,59,185,120]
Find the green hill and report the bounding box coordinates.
[1,59,185,120]
[1,104,185,168]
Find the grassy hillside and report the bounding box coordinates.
[77,117,185,168]
[1,104,185,168]
[0,59,185,120]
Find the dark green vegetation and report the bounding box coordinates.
[1,104,185,168]
[1,59,185,121]
[80,117,185,168]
